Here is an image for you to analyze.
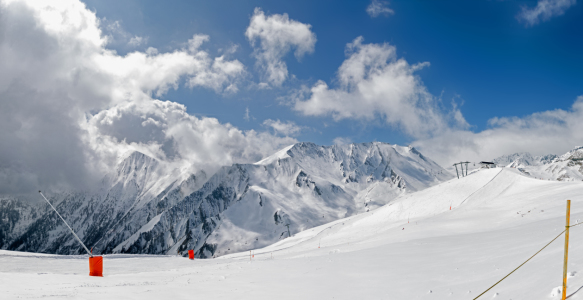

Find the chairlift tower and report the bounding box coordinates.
[453,162,470,179]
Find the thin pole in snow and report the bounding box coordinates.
[39,191,92,257]
[562,200,571,300]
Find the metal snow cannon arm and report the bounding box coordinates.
[39,191,103,277]
[39,191,92,257]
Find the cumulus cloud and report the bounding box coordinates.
[262,119,303,136]
[517,0,576,26]
[186,55,245,94]
[413,96,583,166]
[92,33,245,97]
[0,0,289,196]
[366,0,395,18]
[245,8,316,86]
[293,37,468,139]
[88,101,297,174]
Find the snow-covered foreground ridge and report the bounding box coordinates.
[0,142,451,258]
[2,168,583,299]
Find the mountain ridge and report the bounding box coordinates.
[0,142,452,258]
[492,146,583,181]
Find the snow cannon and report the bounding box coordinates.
[89,256,103,277]
[188,250,194,260]
[39,191,103,277]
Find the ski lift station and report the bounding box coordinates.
[479,161,496,169]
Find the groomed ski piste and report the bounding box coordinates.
[2,168,583,299]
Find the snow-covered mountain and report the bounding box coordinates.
[0,142,452,258]
[492,146,583,181]
[3,151,206,255]
[492,152,558,168]
[113,142,452,258]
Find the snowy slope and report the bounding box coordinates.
[2,168,583,299]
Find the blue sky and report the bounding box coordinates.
[82,0,582,147]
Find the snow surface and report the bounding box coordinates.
[3,168,583,299]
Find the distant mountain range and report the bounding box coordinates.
[0,142,451,258]
[493,146,583,181]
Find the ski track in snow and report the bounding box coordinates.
[457,168,503,206]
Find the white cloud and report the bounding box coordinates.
[186,54,245,94]
[245,7,316,86]
[188,34,210,52]
[262,119,303,136]
[244,107,251,121]
[413,96,583,166]
[101,18,148,48]
[333,137,353,145]
[89,101,297,175]
[366,0,395,18]
[128,35,148,47]
[517,0,576,26]
[293,37,468,139]
[91,33,245,97]
[223,44,239,55]
[146,47,158,56]
[0,0,289,195]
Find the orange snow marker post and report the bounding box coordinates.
[188,250,194,260]
[562,200,571,300]
[39,191,100,277]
